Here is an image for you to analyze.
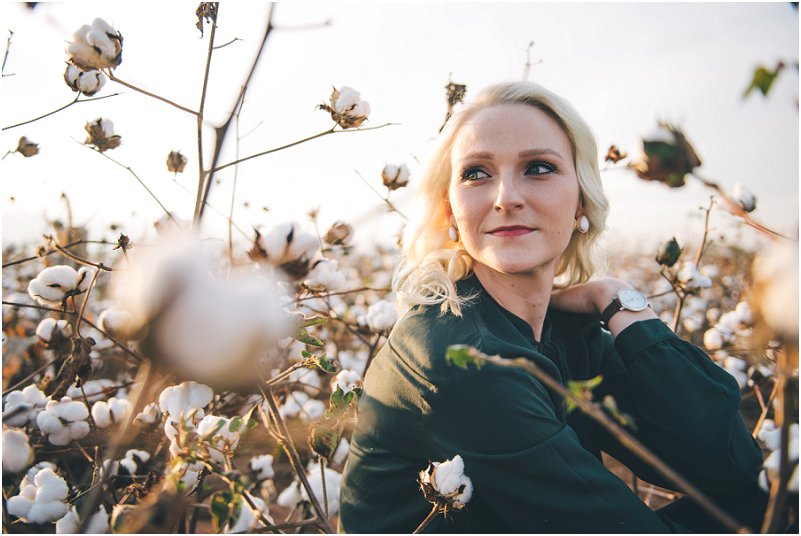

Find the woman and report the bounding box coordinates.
[338,81,764,533]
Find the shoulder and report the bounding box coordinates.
[385,303,484,381]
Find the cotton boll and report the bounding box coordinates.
[4,385,50,426]
[365,299,397,332]
[98,308,134,339]
[703,328,725,351]
[682,315,702,334]
[56,505,109,534]
[35,318,72,343]
[225,494,273,533]
[134,402,161,427]
[706,307,721,324]
[304,258,346,291]
[249,454,275,480]
[429,455,473,507]
[289,367,321,391]
[300,399,326,420]
[329,86,370,129]
[278,391,309,419]
[8,468,70,523]
[2,428,34,473]
[331,369,361,393]
[37,397,90,445]
[732,183,757,213]
[91,397,131,428]
[277,464,342,514]
[759,423,799,457]
[158,382,214,421]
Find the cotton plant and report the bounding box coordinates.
[248,221,320,279]
[2,428,34,473]
[757,421,799,493]
[732,183,757,213]
[85,117,121,152]
[365,299,398,332]
[109,235,292,388]
[64,64,106,96]
[3,384,50,427]
[196,415,241,466]
[7,467,70,524]
[91,396,132,428]
[36,397,91,446]
[224,494,273,534]
[304,258,346,291]
[35,318,72,345]
[276,391,326,420]
[66,18,123,70]
[319,86,371,129]
[133,401,162,427]
[331,369,362,394]
[381,163,411,191]
[416,455,474,530]
[703,300,754,353]
[676,261,712,290]
[105,449,151,478]
[159,381,214,423]
[249,454,275,481]
[55,505,109,534]
[97,308,134,340]
[27,265,94,307]
[276,461,342,515]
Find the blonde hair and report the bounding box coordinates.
[395,80,609,316]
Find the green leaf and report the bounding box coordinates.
[201,419,226,441]
[566,375,604,413]
[308,421,340,458]
[309,353,337,373]
[210,492,235,532]
[301,349,311,358]
[445,345,485,370]
[228,416,243,433]
[744,64,783,98]
[296,327,325,347]
[303,315,329,328]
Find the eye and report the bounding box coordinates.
[459,166,491,181]
[525,161,558,175]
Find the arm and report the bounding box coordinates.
[422,362,687,533]
[591,319,763,495]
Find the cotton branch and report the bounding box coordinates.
[2,92,122,131]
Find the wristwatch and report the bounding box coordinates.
[600,288,650,328]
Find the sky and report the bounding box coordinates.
[1,2,798,255]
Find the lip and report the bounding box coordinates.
[487,225,535,237]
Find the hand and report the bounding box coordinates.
[550,278,658,337]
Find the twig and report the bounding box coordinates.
[212,37,241,50]
[693,197,715,266]
[690,173,793,241]
[352,168,408,221]
[107,71,198,116]
[413,504,439,534]
[2,30,13,77]
[211,123,398,175]
[2,92,122,131]
[196,5,276,224]
[228,84,249,263]
[240,491,280,534]
[319,456,329,518]
[47,236,113,272]
[193,9,218,224]
[465,349,750,533]
[258,385,334,533]
[75,267,100,337]
[77,142,180,226]
[296,286,391,302]
[752,379,780,438]
[2,239,114,268]
[3,356,59,394]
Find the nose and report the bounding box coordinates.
[494,172,524,212]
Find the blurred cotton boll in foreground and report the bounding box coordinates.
[750,239,799,344]
[108,233,292,389]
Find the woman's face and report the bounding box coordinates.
[447,103,582,277]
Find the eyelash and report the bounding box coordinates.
[458,161,558,181]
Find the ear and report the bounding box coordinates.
[444,197,456,227]
[575,190,586,218]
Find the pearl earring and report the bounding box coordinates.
[575,215,590,234]
[448,226,459,242]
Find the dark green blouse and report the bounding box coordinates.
[339,275,762,533]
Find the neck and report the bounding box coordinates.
[472,262,554,342]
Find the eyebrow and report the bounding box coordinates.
[460,148,565,160]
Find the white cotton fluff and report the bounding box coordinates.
[225,493,273,533]
[304,258,346,291]
[752,241,798,338]
[64,64,106,96]
[365,299,397,332]
[706,307,721,324]
[158,382,214,421]
[36,397,91,446]
[276,463,342,514]
[734,301,753,326]
[7,468,70,523]
[197,415,241,464]
[91,397,131,428]
[249,454,275,480]
[332,438,350,467]
[66,18,122,70]
[732,183,756,212]
[717,311,743,334]
[721,356,748,390]
[56,505,109,534]
[760,449,799,493]
[643,125,675,145]
[35,318,72,343]
[118,449,150,476]
[134,402,161,426]
[261,222,320,268]
[27,265,94,306]
[758,423,799,457]
[2,428,34,473]
[336,350,368,376]
[703,328,725,351]
[682,315,702,334]
[288,367,322,391]
[98,308,133,339]
[334,87,371,119]
[332,369,362,394]
[676,262,712,290]
[66,378,117,401]
[429,455,473,507]
[381,163,410,188]
[301,399,326,420]
[277,391,309,419]
[3,385,50,426]
[111,236,291,387]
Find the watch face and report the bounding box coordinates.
[618,288,648,311]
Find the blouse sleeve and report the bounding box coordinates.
[422,360,687,533]
[591,319,763,496]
